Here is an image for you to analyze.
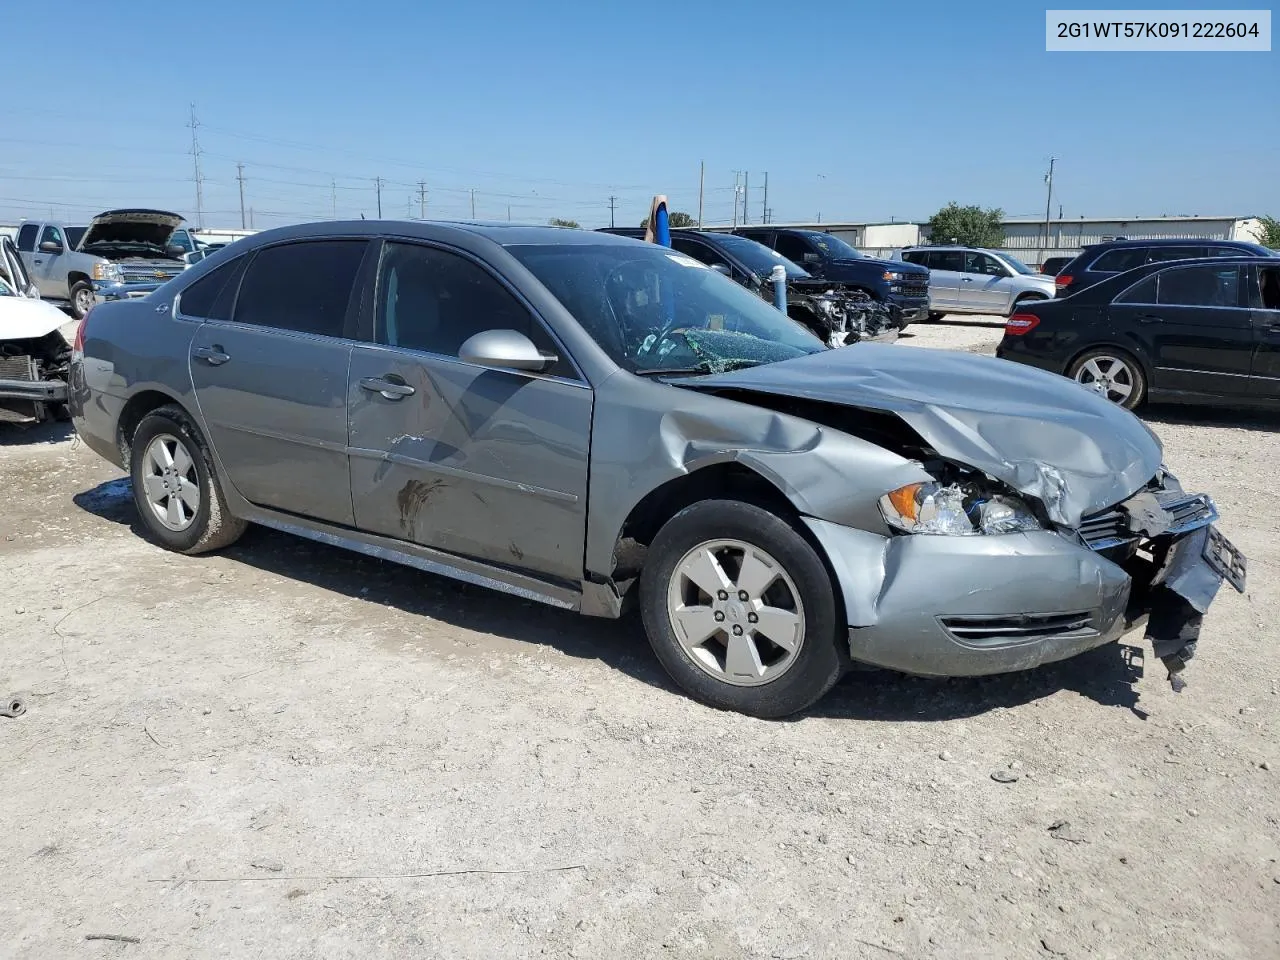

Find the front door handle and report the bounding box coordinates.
[1136,314,1163,325]
[359,376,416,400]
[960,277,973,282]
[33,259,43,265]
[193,345,231,365]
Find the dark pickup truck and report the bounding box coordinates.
[733,227,930,326]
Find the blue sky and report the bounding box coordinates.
[2,0,1276,230]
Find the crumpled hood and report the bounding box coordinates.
[684,343,1162,527]
[0,294,80,342]
[78,209,184,255]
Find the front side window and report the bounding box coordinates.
[672,237,731,270]
[1091,248,1149,273]
[39,225,65,249]
[16,224,38,252]
[965,252,1006,276]
[1157,265,1241,308]
[507,242,825,376]
[375,242,573,379]
[177,256,248,320]
[901,250,926,266]
[233,240,367,337]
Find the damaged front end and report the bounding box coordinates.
[786,280,897,349]
[0,332,71,423]
[1073,470,1246,690]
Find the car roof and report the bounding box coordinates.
[233,219,643,249]
[1083,237,1262,249]
[1063,254,1278,300]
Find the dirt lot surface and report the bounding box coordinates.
[2,316,1277,959]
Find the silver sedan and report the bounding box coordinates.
[69,222,1245,717]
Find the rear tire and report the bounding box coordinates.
[69,281,95,320]
[129,404,247,554]
[639,499,846,718]
[1067,348,1147,410]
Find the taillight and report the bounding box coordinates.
[73,307,92,352]
[1054,274,1072,288]
[1005,313,1040,336]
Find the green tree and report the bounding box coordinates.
[926,202,1006,247]
[548,217,581,229]
[1256,215,1280,249]
[639,210,697,229]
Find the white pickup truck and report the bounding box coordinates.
[14,209,192,319]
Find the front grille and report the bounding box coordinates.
[121,270,180,283]
[1078,491,1217,552]
[941,612,1096,645]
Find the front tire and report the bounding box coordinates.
[639,500,846,718]
[1068,348,1147,410]
[69,281,95,320]
[129,404,247,554]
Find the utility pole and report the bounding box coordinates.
[1042,156,1056,258]
[374,177,383,218]
[762,172,769,224]
[418,181,427,219]
[470,189,476,218]
[608,195,617,228]
[742,172,750,226]
[697,160,705,227]
[507,204,511,222]
[331,179,337,219]
[732,171,742,228]
[249,207,255,229]
[187,104,204,229]
[236,163,247,229]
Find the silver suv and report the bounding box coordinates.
[899,246,1056,319]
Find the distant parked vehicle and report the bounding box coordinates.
[732,227,931,327]
[0,268,80,423]
[0,235,39,299]
[15,210,190,318]
[1039,256,1072,277]
[997,256,1280,410]
[600,228,899,345]
[899,246,1056,319]
[1052,237,1276,298]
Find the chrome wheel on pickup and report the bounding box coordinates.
[69,281,95,320]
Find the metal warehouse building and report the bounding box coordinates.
[706,216,1265,268]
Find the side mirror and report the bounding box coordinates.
[709,264,732,278]
[39,240,63,254]
[165,244,187,258]
[458,329,554,373]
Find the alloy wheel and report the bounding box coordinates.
[141,433,200,531]
[666,539,806,687]
[1074,354,1137,405]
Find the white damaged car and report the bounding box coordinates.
[0,242,80,423]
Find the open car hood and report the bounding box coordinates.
[0,295,81,342]
[681,343,1162,526]
[77,209,185,254]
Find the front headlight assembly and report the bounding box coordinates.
[91,262,123,282]
[879,481,1042,536]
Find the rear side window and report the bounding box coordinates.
[901,250,926,266]
[1208,246,1247,258]
[233,240,367,337]
[16,224,37,252]
[1116,275,1158,304]
[1146,246,1203,263]
[1090,248,1149,272]
[932,251,965,272]
[177,256,249,320]
[1157,265,1242,308]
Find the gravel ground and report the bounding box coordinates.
[2,317,1277,959]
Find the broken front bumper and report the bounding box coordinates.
[0,356,68,422]
[804,490,1245,680]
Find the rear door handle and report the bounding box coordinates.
[359,376,416,400]
[192,345,231,365]
[960,277,973,282]
[1136,314,1163,325]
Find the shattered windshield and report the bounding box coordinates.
[804,232,862,260]
[507,242,825,375]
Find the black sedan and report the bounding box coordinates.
[996,256,1280,410]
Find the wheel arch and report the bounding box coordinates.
[67,270,91,287]
[1063,339,1154,382]
[116,388,191,465]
